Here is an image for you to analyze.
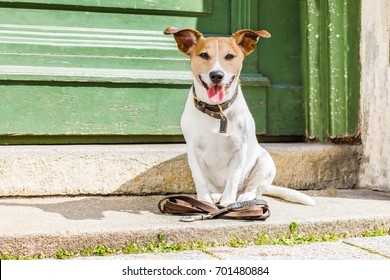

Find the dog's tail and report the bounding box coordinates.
[264,185,316,206]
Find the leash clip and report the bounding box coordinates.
[180,214,211,222]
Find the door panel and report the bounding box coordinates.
[0,0,305,144]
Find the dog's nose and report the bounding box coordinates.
[209,71,224,84]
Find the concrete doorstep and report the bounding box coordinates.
[0,189,389,259]
[0,143,361,197]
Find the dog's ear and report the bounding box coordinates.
[164,26,203,55]
[232,29,271,56]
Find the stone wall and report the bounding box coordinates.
[359,0,390,191]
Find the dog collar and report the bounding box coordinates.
[192,85,239,133]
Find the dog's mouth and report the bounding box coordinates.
[198,75,236,103]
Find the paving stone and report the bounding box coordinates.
[343,236,390,258]
[207,241,388,260]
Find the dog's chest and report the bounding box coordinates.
[193,109,247,171]
[184,104,247,156]
[195,130,242,187]
[197,130,241,165]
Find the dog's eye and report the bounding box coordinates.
[225,54,235,60]
[199,52,209,60]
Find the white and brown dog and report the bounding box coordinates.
[164,26,315,207]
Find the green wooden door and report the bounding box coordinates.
[302,0,360,142]
[0,0,358,144]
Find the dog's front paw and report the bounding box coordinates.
[210,193,222,204]
[197,193,213,204]
[237,192,256,202]
[219,196,236,207]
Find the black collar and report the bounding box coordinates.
[192,85,239,133]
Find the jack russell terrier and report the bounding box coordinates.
[164,26,315,207]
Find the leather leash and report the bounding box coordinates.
[192,85,239,133]
[158,195,270,222]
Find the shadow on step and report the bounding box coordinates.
[114,153,195,195]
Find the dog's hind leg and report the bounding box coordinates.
[237,150,315,206]
[237,151,276,202]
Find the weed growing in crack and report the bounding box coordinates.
[230,236,249,248]
[362,227,389,237]
[123,234,209,255]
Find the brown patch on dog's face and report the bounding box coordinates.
[190,37,244,86]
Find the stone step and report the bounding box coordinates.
[0,144,361,197]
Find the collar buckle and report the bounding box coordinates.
[192,85,239,133]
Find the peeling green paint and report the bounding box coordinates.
[302,0,361,141]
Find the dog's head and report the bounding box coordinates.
[164,26,270,104]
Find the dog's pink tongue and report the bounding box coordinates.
[208,86,225,103]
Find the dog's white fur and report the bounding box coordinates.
[164,26,315,207]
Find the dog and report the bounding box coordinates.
[164,26,315,207]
